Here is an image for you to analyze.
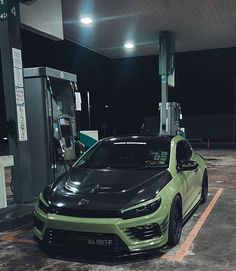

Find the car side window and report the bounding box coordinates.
[176,140,192,164]
[185,141,192,161]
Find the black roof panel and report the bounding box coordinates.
[103,135,174,143]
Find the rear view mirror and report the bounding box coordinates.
[177,160,198,172]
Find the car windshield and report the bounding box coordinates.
[75,139,170,169]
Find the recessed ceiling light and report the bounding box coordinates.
[124,43,135,49]
[81,17,93,25]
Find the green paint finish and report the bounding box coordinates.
[34,135,207,252]
[34,198,169,251]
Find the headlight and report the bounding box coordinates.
[122,198,161,220]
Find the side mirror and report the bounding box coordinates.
[177,160,199,172]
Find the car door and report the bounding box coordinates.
[176,140,198,216]
[184,141,201,204]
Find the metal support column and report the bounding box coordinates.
[0,0,32,203]
[159,31,175,135]
[160,74,168,135]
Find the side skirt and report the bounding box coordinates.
[182,197,202,226]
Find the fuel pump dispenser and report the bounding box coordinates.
[24,67,80,197]
[158,102,184,136]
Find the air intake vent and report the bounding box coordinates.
[124,223,162,241]
[38,199,48,214]
[33,215,44,231]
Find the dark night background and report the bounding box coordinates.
[1,28,236,140]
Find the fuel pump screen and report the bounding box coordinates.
[61,125,71,138]
[59,118,72,137]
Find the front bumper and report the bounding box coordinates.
[34,198,169,255]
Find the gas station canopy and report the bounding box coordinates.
[62,0,236,58]
[19,0,236,59]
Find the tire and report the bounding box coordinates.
[168,195,182,247]
[201,172,208,204]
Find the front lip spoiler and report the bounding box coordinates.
[34,235,167,261]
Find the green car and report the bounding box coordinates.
[34,135,208,256]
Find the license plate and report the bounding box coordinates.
[87,239,113,246]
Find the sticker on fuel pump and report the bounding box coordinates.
[15,87,27,141]
[16,105,28,141]
[12,48,22,69]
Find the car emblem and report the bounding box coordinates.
[78,199,89,206]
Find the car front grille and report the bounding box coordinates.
[123,223,162,241]
[43,228,129,255]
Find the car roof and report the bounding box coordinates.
[102,134,174,143]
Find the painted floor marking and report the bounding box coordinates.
[0,223,34,243]
[0,189,224,262]
[162,188,224,261]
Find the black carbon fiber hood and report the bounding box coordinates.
[47,167,172,214]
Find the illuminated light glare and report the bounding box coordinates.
[65,182,78,193]
[101,168,110,172]
[138,189,145,194]
[80,17,93,25]
[3,137,7,140]
[124,43,134,49]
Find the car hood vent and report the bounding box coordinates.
[63,167,166,195]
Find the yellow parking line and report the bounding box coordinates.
[0,230,24,241]
[0,236,35,244]
[0,223,33,242]
[162,188,224,261]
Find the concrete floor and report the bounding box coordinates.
[0,149,236,271]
